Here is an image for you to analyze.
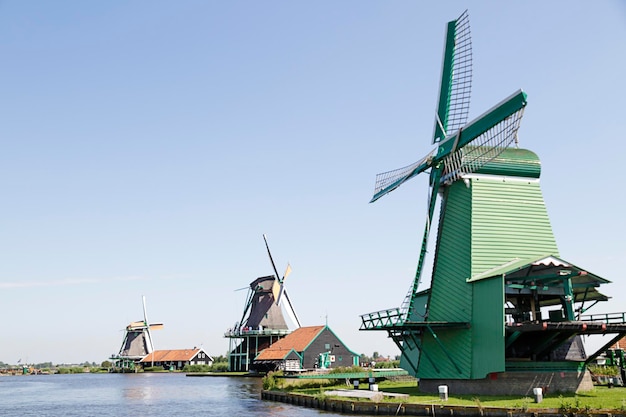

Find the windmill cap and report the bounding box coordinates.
[470,147,541,178]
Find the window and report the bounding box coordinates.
[325,343,330,350]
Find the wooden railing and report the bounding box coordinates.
[359,308,404,330]
[580,312,626,324]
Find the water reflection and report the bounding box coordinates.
[0,373,352,416]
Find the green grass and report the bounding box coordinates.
[292,381,626,412]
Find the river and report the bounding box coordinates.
[0,372,349,416]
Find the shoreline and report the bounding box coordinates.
[261,390,626,417]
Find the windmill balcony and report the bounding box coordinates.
[359,308,405,330]
[580,312,626,324]
[224,327,292,338]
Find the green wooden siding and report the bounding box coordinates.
[416,154,559,380]
[470,177,559,276]
[419,181,472,379]
[471,277,505,377]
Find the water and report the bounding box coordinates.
[0,373,347,416]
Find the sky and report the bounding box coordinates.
[1,1,625,365]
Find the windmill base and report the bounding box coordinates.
[419,370,593,396]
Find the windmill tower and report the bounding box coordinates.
[225,235,301,372]
[111,296,163,371]
[360,10,626,395]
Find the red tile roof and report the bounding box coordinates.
[255,347,295,361]
[255,325,324,361]
[140,349,200,363]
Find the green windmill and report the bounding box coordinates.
[360,10,626,395]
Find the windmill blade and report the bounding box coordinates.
[142,295,149,325]
[263,234,282,283]
[238,286,255,329]
[404,169,442,320]
[141,296,156,353]
[281,288,301,328]
[145,328,155,354]
[433,9,472,144]
[372,10,473,203]
[438,89,527,184]
[273,263,292,305]
[127,321,146,330]
[370,150,435,203]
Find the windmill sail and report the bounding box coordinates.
[433,9,472,143]
[440,91,526,184]
[281,288,302,328]
[366,10,527,322]
[261,235,301,329]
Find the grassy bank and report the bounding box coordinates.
[285,380,626,412]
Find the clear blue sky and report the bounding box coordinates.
[1,1,625,364]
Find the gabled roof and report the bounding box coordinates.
[468,255,610,285]
[140,348,209,363]
[255,347,299,361]
[254,325,324,361]
[465,255,610,308]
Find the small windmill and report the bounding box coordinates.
[360,10,623,395]
[116,296,163,366]
[234,235,301,332]
[225,235,300,372]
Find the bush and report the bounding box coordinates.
[263,371,278,390]
[329,366,365,374]
[210,361,229,372]
[374,360,400,369]
[588,365,620,376]
[183,364,211,373]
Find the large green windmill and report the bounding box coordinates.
[360,10,626,395]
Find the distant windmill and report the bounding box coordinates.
[235,235,300,332]
[116,296,163,367]
[225,235,300,372]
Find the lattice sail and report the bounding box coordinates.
[372,150,435,197]
[440,107,525,184]
[444,10,472,137]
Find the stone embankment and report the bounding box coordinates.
[262,390,626,417]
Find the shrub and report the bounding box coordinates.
[588,365,620,377]
[210,361,229,372]
[183,364,211,373]
[374,360,400,369]
[263,372,278,390]
[328,366,365,374]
